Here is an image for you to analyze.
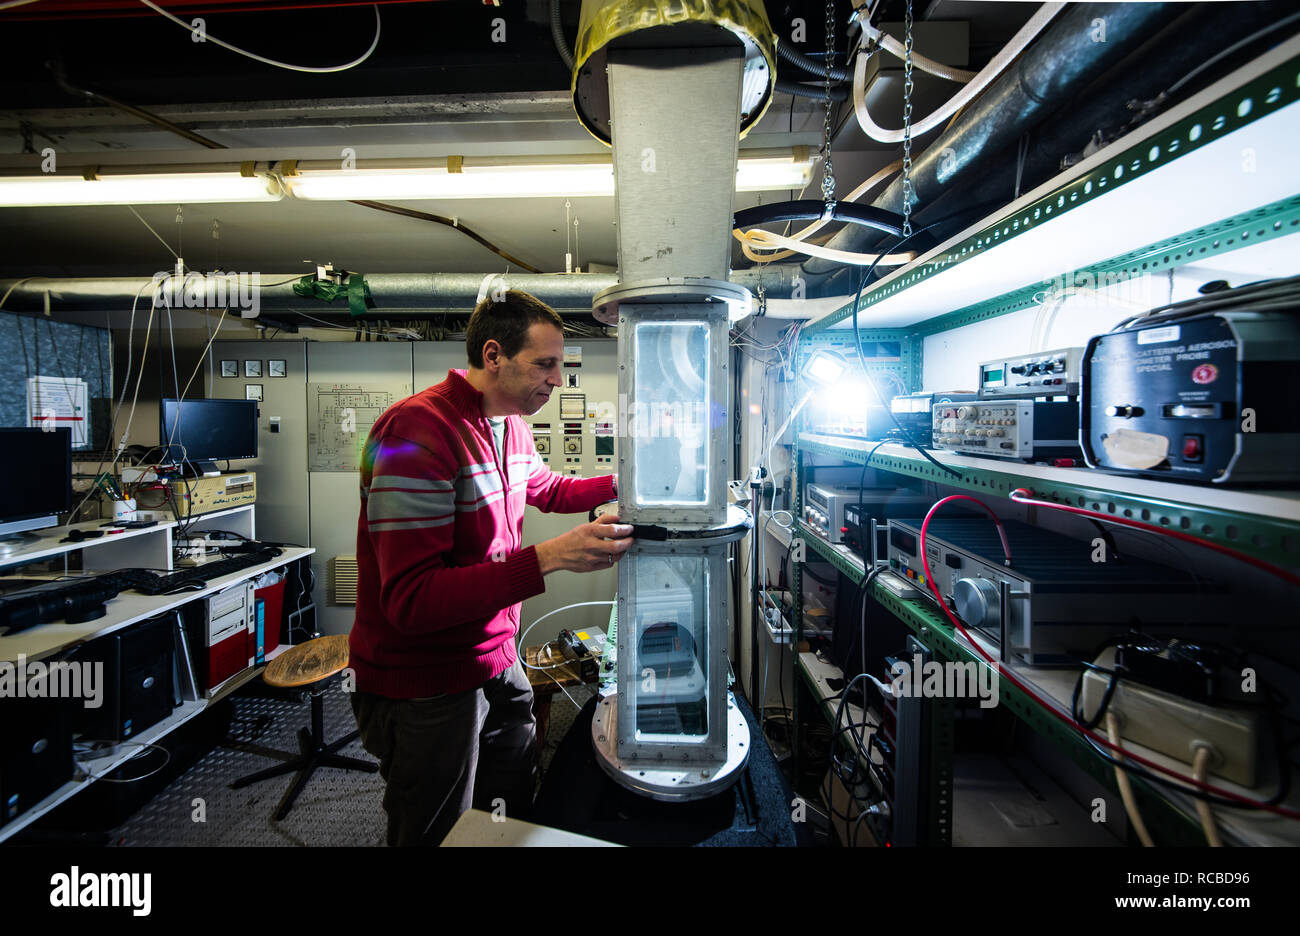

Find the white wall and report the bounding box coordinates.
[920,263,1241,389]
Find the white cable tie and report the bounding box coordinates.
[476,273,506,305]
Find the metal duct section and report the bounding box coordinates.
[801,1,1187,296]
[0,268,803,316]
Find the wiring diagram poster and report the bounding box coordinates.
[307,383,405,471]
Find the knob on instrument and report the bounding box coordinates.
[953,577,1001,631]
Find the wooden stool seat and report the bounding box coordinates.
[264,633,350,688]
[231,632,377,820]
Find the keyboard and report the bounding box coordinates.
[0,545,285,636]
[99,546,284,596]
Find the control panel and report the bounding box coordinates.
[525,343,618,478]
[801,484,861,544]
[931,397,1079,460]
[1081,309,1300,484]
[978,347,1082,399]
[933,400,1028,455]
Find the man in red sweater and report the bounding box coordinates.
[349,290,631,845]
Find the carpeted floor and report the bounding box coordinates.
[106,681,593,846]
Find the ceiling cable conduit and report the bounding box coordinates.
[549,0,574,72]
[775,77,849,101]
[775,38,852,82]
[803,0,1189,296]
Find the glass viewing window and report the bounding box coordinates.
[631,321,710,507]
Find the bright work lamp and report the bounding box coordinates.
[803,349,849,386]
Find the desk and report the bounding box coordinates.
[0,545,315,843]
[0,546,314,664]
[440,808,621,847]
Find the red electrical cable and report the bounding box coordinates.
[915,493,1300,823]
[1008,487,1300,589]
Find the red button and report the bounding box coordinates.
[1183,435,1201,459]
[840,527,848,534]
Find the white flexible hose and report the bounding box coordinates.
[1106,712,1155,847]
[862,24,978,83]
[736,228,916,267]
[1192,746,1224,847]
[734,161,914,265]
[853,2,1066,145]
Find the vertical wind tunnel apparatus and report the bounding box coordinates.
[575,0,774,800]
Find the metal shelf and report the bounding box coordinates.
[869,578,1300,846]
[797,521,865,582]
[792,522,1290,845]
[796,524,1206,843]
[0,546,316,664]
[801,39,1300,335]
[795,651,878,748]
[786,39,1300,847]
[798,434,1300,568]
[0,697,207,844]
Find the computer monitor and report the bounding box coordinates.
[160,398,258,476]
[0,428,71,541]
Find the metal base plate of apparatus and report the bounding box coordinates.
[590,691,750,802]
[591,277,751,326]
[591,506,751,801]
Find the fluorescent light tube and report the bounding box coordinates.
[0,172,283,207]
[286,155,812,200]
[735,157,813,192]
[286,164,617,200]
[0,152,812,206]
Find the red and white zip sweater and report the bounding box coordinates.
[348,369,615,698]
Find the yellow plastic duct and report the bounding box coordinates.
[572,0,777,144]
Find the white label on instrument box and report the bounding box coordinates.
[1137,326,1180,345]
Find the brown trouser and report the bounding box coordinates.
[350,658,538,846]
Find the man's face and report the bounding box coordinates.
[495,322,564,416]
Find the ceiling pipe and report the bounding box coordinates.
[0,268,803,316]
[917,1,1298,234]
[800,1,1187,297]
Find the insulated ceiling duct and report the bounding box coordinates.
[571,0,777,145]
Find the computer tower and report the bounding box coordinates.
[0,698,74,826]
[181,582,255,693]
[68,613,177,743]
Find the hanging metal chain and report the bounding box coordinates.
[901,0,915,239]
[820,0,836,218]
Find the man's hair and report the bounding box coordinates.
[466,289,565,368]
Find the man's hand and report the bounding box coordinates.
[536,513,634,575]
